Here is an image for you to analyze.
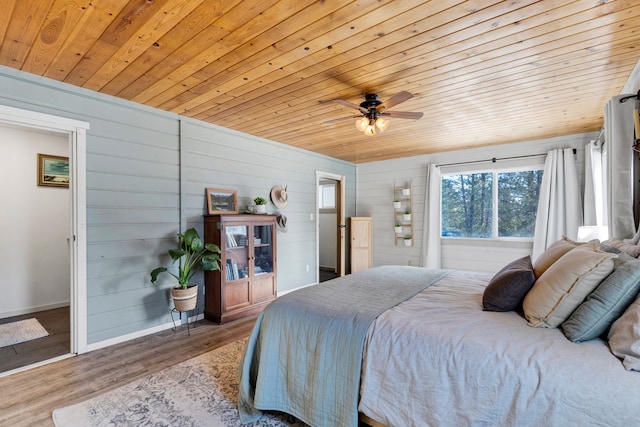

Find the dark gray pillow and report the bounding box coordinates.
[600,243,621,254]
[562,254,640,343]
[483,256,536,312]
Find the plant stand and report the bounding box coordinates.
[170,304,199,335]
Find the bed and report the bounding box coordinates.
[238,238,640,427]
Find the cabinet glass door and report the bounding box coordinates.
[253,224,274,275]
[224,225,249,281]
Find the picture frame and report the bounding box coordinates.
[37,153,69,188]
[206,188,238,214]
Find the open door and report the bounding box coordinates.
[336,175,346,277]
[316,172,346,281]
[0,105,88,376]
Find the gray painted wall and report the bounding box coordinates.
[0,65,355,345]
[356,133,597,273]
[180,117,356,294]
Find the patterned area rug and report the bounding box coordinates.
[52,339,306,427]
[0,318,49,348]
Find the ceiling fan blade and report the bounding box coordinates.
[386,111,423,119]
[378,91,414,111]
[330,99,367,113]
[323,115,359,125]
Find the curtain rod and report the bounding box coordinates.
[619,90,639,103]
[437,148,576,168]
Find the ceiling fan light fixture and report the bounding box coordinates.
[355,116,369,132]
[364,123,376,136]
[329,91,421,136]
[375,116,390,132]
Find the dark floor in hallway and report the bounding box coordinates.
[0,306,70,373]
[319,268,339,282]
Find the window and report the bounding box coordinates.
[318,182,336,209]
[441,168,543,239]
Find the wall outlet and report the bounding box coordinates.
[309,213,314,221]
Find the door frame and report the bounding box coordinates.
[315,171,345,282]
[0,104,89,358]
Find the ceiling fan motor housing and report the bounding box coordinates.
[360,94,382,111]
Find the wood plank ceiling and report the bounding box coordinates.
[1,0,639,163]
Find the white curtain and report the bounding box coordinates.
[421,163,441,269]
[531,148,582,261]
[604,95,636,239]
[583,139,605,226]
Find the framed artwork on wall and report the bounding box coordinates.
[37,153,69,188]
[206,188,238,214]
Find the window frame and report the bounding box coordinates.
[440,160,545,242]
[318,181,337,212]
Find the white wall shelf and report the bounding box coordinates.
[393,180,413,246]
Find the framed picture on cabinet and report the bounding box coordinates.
[37,153,69,188]
[206,188,238,214]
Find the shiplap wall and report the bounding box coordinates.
[0,66,355,345]
[356,133,597,273]
[180,117,356,296]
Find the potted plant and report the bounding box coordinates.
[254,196,267,214]
[404,237,413,246]
[403,210,411,221]
[150,227,221,312]
[394,224,403,234]
[393,200,402,209]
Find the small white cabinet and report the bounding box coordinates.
[350,216,372,273]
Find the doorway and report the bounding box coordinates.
[0,105,88,376]
[316,172,346,282]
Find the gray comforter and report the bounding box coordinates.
[238,266,450,427]
[359,270,640,426]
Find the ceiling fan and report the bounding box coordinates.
[324,91,423,136]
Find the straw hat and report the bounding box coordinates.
[276,214,288,233]
[270,185,288,209]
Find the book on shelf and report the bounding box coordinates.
[226,231,237,247]
[225,259,239,280]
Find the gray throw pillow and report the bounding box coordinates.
[483,256,535,312]
[562,254,640,343]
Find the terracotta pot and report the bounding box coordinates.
[171,284,198,312]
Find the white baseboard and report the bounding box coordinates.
[0,353,75,379]
[88,283,324,352]
[87,312,204,352]
[0,301,70,320]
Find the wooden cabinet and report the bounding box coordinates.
[350,216,373,273]
[203,214,277,324]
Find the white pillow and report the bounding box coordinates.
[523,246,616,328]
[608,297,640,371]
[532,238,598,278]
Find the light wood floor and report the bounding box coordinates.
[0,315,256,426]
[0,307,70,373]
